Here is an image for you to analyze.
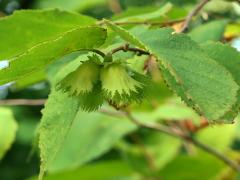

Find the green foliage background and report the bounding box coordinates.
[0,0,240,180]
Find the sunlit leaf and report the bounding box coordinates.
[0,108,18,159]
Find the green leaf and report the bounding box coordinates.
[12,70,46,90]
[0,9,96,60]
[145,133,181,169]
[204,0,233,14]
[33,0,107,12]
[0,10,106,86]
[104,20,146,49]
[110,24,239,121]
[0,108,18,159]
[225,23,240,38]
[38,161,135,180]
[159,65,202,120]
[114,3,172,22]
[197,124,236,151]
[48,111,135,172]
[0,26,106,86]
[11,106,39,145]
[135,97,201,124]
[159,152,227,180]
[189,20,228,43]
[201,42,240,89]
[39,90,80,178]
[201,42,240,120]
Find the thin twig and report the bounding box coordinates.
[98,108,124,117]
[0,99,46,106]
[191,138,240,172]
[122,110,240,172]
[84,49,106,58]
[109,44,150,56]
[179,0,211,33]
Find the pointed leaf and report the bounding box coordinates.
[109,24,239,121]
[0,26,106,86]
[0,10,106,85]
[48,111,135,172]
[39,90,80,178]
[0,9,96,60]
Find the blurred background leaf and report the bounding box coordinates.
[0,107,18,159]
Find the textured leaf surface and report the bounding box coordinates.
[0,108,18,159]
[111,25,239,121]
[201,42,240,120]
[189,20,227,43]
[49,111,135,172]
[39,90,80,177]
[201,42,240,87]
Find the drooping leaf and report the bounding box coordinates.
[0,108,18,159]
[189,20,228,43]
[39,90,80,178]
[0,26,106,86]
[12,70,46,90]
[0,9,96,60]
[48,111,135,172]
[107,23,239,121]
[0,10,106,86]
